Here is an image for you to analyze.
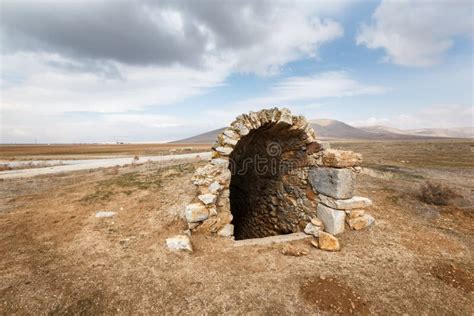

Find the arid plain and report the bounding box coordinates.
[1,139,473,314]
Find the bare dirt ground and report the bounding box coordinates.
[0,143,210,161]
[1,140,473,315]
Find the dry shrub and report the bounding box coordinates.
[418,182,457,206]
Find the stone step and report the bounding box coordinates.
[233,232,312,247]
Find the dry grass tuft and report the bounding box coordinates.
[418,181,457,206]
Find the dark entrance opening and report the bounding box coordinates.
[229,122,312,240]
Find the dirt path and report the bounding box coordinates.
[0,152,211,179]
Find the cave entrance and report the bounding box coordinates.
[229,122,313,240]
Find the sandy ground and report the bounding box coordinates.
[0,152,211,179]
[0,140,473,314]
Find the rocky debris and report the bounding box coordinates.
[347,214,375,230]
[217,224,234,237]
[223,129,239,139]
[208,181,222,193]
[317,204,346,235]
[310,239,319,248]
[215,146,233,156]
[95,211,116,218]
[166,235,193,252]
[346,209,365,219]
[304,222,321,237]
[185,203,209,223]
[321,149,362,168]
[281,244,309,256]
[318,231,341,251]
[309,167,355,199]
[198,193,217,205]
[319,195,372,210]
[311,217,324,227]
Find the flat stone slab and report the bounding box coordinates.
[319,195,372,210]
[233,232,312,247]
[309,167,355,199]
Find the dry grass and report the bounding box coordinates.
[418,182,458,205]
[0,140,473,314]
[0,143,211,160]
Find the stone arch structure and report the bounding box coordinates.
[185,108,374,243]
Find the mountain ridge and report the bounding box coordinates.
[171,119,472,144]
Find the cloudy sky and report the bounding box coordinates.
[1,0,472,143]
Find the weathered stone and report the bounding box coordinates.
[278,108,293,125]
[166,235,193,252]
[346,209,365,219]
[281,244,308,256]
[211,158,229,168]
[347,214,375,230]
[95,211,116,218]
[321,149,362,168]
[185,203,209,222]
[208,181,222,193]
[304,222,321,236]
[215,146,233,156]
[317,204,346,235]
[209,206,218,216]
[198,193,217,205]
[223,135,238,146]
[223,129,239,139]
[319,195,372,210]
[318,231,340,251]
[311,217,324,227]
[217,224,234,237]
[309,167,355,199]
[310,239,319,248]
[232,122,250,136]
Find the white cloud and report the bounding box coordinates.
[351,104,473,129]
[205,71,387,123]
[0,2,350,142]
[356,0,472,66]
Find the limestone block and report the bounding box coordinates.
[208,181,223,193]
[217,224,234,237]
[166,235,193,252]
[317,204,346,235]
[319,195,372,210]
[198,194,217,205]
[321,149,362,168]
[215,146,233,156]
[304,222,321,237]
[309,167,355,199]
[318,231,340,251]
[223,129,239,139]
[347,214,375,230]
[346,209,365,219]
[185,203,209,223]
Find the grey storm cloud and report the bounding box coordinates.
[0,0,272,68]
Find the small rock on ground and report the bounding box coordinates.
[166,235,193,252]
[318,231,341,252]
[95,211,116,218]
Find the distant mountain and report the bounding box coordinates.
[171,127,225,144]
[360,126,474,139]
[171,119,471,144]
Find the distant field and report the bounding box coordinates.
[0,143,211,160]
[332,139,474,169]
